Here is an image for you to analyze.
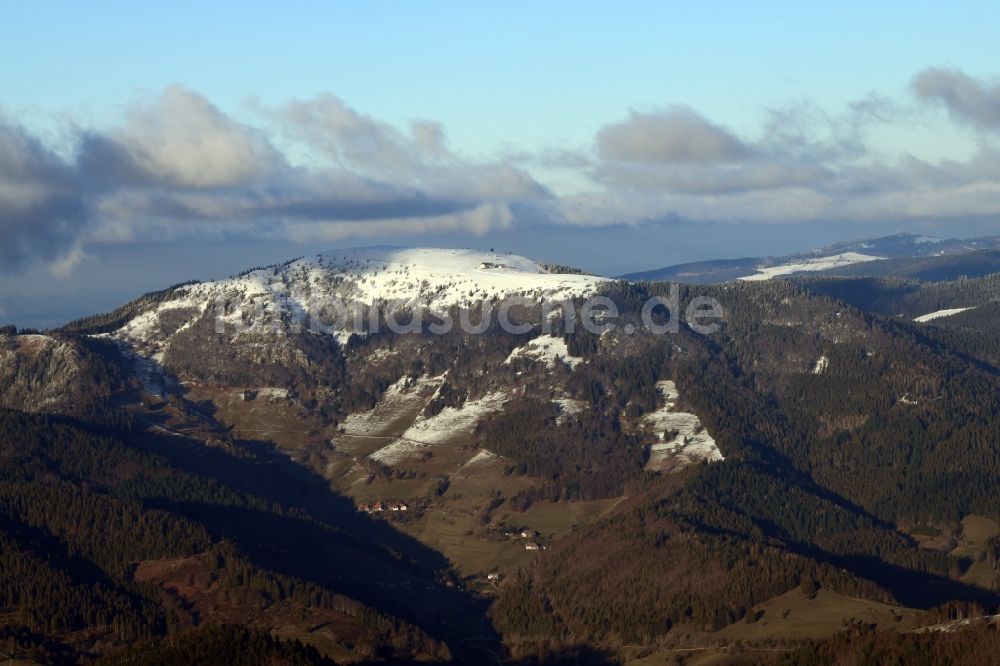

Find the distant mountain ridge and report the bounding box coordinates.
[621,233,1000,283]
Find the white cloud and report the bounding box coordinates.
[94,85,280,188]
[49,245,86,278]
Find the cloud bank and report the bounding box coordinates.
[570,69,1000,227]
[2,68,1000,275]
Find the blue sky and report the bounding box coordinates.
[6,2,996,158]
[3,2,1000,326]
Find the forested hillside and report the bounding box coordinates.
[490,279,1000,656]
[2,251,999,663]
[0,407,467,663]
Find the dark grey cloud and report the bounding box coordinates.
[0,117,87,273]
[913,67,1000,130]
[1,86,553,273]
[597,107,751,164]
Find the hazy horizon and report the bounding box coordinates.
[3,223,997,330]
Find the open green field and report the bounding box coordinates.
[497,496,625,538]
[952,515,1000,590]
[622,588,922,665]
[711,588,920,642]
[272,627,359,664]
[188,386,323,452]
[401,506,533,577]
[625,649,758,665]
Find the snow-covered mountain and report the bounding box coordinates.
[110,247,609,354]
[56,246,621,399]
[68,246,730,475]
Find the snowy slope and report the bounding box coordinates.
[366,389,509,465]
[505,334,583,369]
[738,252,885,281]
[811,355,830,375]
[913,307,975,323]
[640,380,723,471]
[399,391,508,446]
[304,247,607,309]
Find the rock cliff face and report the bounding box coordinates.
[0,334,94,413]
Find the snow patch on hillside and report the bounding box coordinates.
[364,348,396,364]
[368,395,507,466]
[914,307,974,323]
[505,335,583,369]
[256,387,289,400]
[117,295,208,346]
[642,380,722,471]
[340,374,443,436]
[812,355,829,375]
[913,614,1000,634]
[368,440,428,466]
[402,391,508,445]
[364,388,509,465]
[461,449,500,469]
[553,397,587,424]
[739,252,885,281]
